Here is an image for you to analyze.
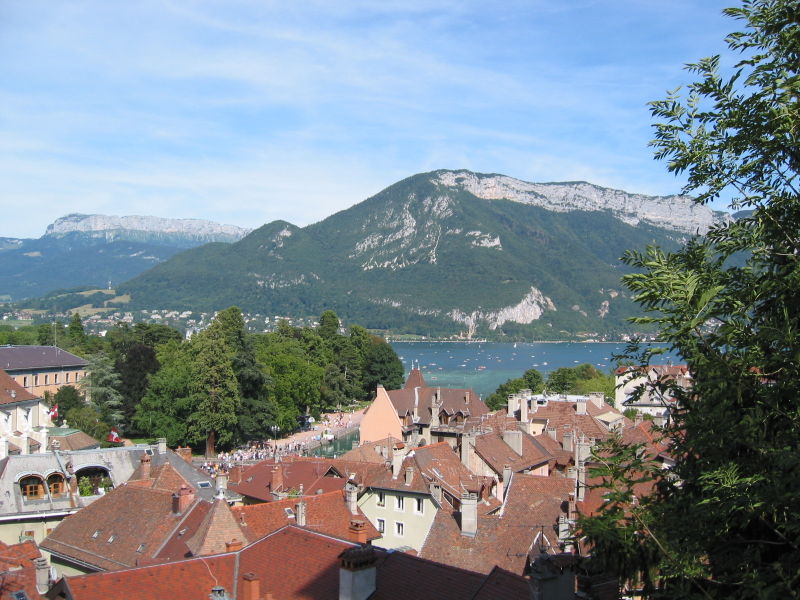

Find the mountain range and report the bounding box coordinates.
[113,170,722,338]
[0,214,250,301]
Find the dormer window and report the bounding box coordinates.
[20,476,45,500]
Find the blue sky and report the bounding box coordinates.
[1,1,735,239]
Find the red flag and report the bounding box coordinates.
[107,428,120,443]
[48,404,59,421]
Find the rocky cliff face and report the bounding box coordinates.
[45,214,250,244]
[436,170,724,234]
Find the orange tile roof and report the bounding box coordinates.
[231,490,381,542]
[229,457,347,502]
[0,540,43,600]
[0,368,38,405]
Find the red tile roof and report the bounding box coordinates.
[231,490,381,542]
[388,370,489,426]
[0,368,38,405]
[58,525,532,600]
[0,540,43,600]
[420,473,574,575]
[229,457,347,502]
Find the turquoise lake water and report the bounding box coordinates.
[390,341,679,399]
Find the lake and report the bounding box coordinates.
[390,341,679,399]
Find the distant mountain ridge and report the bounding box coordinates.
[1,214,249,301]
[117,170,701,338]
[45,213,250,245]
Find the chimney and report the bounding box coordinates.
[563,430,574,452]
[338,545,377,600]
[345,482,359,515]
[225,538,244,552]
[576,397,587,415]
[139,454,152,479]
[209,587,229,600]
[460,432,474,469]
[35,557,50,593]
[576,436,592,464]
[546,427,557,440]
[348,519,368,544]
[391,444,406,478]
[588,391,605,408]
[502,464,512,485]
[634,411,644,425]
[460,492,478,537]
[296,501,307,526]
[520,395,528,423]
[404,466,413,486]
[241,572,260,600]
[216,472,228,491]
[502,429,523,456]
[157,437,167,454]
[507,394,519,416]
[465,391,470,405]
[172,485,195,515]
[568,492,577,521]
[577,464,586,502]
[271,465,283,493]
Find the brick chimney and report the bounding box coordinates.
[460,492,478,537]
[348,519,368,544]
[139,454,151,479]
[502,429,523,456]
[225,538,243,552]
[172,484,195,515]
[345,482,359,515]
[241,572,260,600]
[175,446,193,463]
[271,465,283,493]
[339,544,377,600]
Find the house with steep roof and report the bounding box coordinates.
[420,473,577,577]
[0,346,88,398]
[0,539,48,600]
[46,525,534,600]
[360,369,489,447]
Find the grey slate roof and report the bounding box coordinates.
[0,345,88,371]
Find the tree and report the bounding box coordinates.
[53,385,84,417]
[485,368,544,410]
[318,310,340,339]
[67,313,87,348]
[186,326,241,457]
[115,343,160,426]
[79,352,124,428]
[578,3,800,597]
[362,338,404,394]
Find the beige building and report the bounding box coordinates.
[0,345,88,398]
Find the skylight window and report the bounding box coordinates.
[136,544,146,553]
[107,535,116,543]
[198,481,212,488]
[284,508,295,518]
[91,530,101,539]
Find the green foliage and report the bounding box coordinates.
[0,324,38,345]
[485,368,544,410]
[77,477,94,497]
[362,337,405,393]
[53,385,84,416]
[66,404,110,441]
[578,3,800,597]
[318,310,340,339]
[186,322,241,455]
[79,352,124,427]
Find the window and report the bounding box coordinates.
[65,373,70,383]
[395,522,404,536]
[22,376,28,387]
[377,519,385,533]
[33,375,39,386]
[377,491,385,507]
[54,373,59,384]
[396,496,404,511]
[20,476,45,500]
[48,473,65,497]
[92,530,101,539]
[415,497,424,514]
[44,374,49,385]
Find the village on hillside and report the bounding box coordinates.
[0,340,685,600]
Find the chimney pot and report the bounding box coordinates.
[339,545,377,600]
[225,538,244,552]
[140,454,152,479]
[348,519,368,544]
